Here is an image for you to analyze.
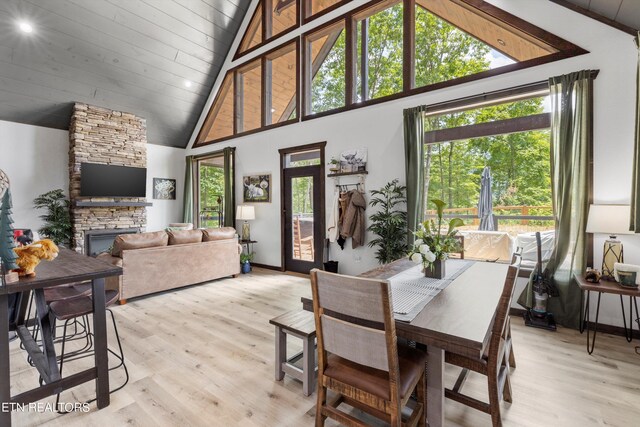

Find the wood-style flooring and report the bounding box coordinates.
[7,268,640,426]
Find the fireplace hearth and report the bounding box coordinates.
[85,228,138,257]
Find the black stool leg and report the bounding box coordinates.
[55,319,71,413]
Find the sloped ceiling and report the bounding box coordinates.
[0,0,249,148]
[559,0,640,32]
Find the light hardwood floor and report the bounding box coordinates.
[7,268,640,427]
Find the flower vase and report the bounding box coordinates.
[424,259,445,279]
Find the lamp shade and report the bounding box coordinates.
[236,205,255,221]
[586,205,633,235]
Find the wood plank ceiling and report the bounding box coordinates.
[0,0,249,148]
[560,0,640,31]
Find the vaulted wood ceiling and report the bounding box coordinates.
[559,0,640,32]
[0,0,249,147]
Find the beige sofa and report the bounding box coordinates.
[97,228,241,303]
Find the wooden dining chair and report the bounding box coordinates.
[444,260,521,427]
[310,269,426,427]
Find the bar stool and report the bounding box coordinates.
[24,283,93,365]
[49,290,129,408]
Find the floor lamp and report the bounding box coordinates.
[586,204,633,281]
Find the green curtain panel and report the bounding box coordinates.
[182,155,194,224]
[631,33,640,232]
[518,70,594,329]
[403,106,426,244]
[223,147,236,228]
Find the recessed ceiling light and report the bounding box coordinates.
[497,39,506,46]
[271,108,276,113]
[18,21,33,34]
[184,80,192,88]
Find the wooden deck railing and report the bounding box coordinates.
[425,205,553,225]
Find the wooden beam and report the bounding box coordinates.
[424,113,551,144]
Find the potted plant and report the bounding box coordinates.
[367,179,408,264]
[328,157,340,173]
[408,199,463,279]
[240,252,254,274]
[34,189,73,247]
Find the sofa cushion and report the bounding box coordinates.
[168,229,203,245]
[202,227,236,241]
[112,231,168,257]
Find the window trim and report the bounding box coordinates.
[234,0,301,61]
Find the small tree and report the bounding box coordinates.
[367,179,409,264]
[0,189,19,271]
[34,189,73,247]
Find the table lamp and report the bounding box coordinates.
[236,205,255,241]
[586,204,633,280]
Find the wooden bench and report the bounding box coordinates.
[269,310,317,396]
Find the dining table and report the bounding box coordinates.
[301,258,509,427]
[0,248,122,426]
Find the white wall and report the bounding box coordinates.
[0,120,69,234]
[0,120,185,235]
[146,144,186,231]
[188,0,640,327]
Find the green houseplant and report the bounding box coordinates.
[367,179,409,264]
[33,189,73,247]
[240,252,254,274]
[408,199,463,278]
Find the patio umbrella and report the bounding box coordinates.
[478,166,495,231]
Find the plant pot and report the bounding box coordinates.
[323,261,339,273]
[241,261,251,274]
[424,260,445,279]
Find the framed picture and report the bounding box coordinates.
[153,178,176,200]
[340,148,368,173]
[243,174,271,203]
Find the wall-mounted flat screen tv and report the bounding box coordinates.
[80,163,147,197]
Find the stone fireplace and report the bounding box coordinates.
[69,103,148,253]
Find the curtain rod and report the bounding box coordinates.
[411,70,599,117]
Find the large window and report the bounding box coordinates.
[355,0,404,101]
[196,0,584,147]
[305,21,346,115]
[238,59,263,133]
[423,95,553,260]
[197,73,234,142]
[266,42,298,124]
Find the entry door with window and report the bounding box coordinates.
[281,145,325,274]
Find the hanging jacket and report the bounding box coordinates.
[326,190,340,242]
[341,190,366,249]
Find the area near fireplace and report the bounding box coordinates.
[68,103,148,254]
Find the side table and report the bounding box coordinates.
[239,239,257,255]
[575,274,640,354]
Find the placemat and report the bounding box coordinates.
[389,260,473,322]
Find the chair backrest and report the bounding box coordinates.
[310,269,399,375]
[487,258,521,369]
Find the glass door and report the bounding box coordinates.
[284,165,323,273]
[196,156,225,228]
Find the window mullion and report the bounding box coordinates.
[360,17,369,102]
[345,17,355,106]
[403,0,415,92]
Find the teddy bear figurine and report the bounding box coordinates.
[13,239,59,277]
